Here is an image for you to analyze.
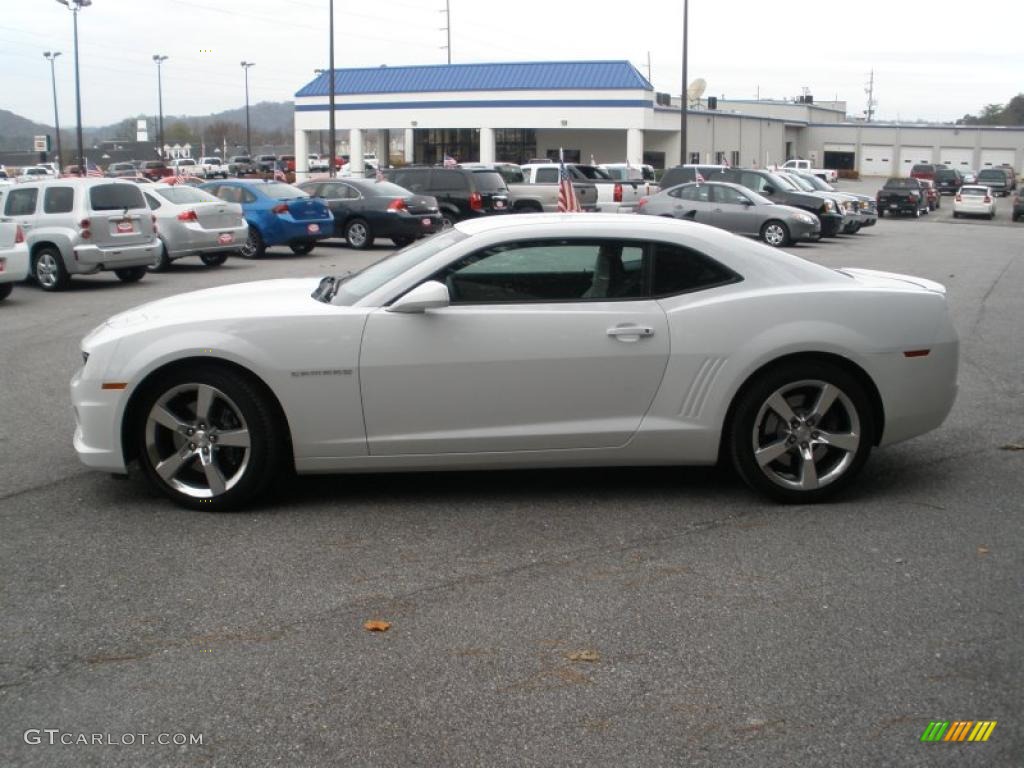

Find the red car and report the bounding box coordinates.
[909,163,947,182]
[139,160,173,181]
[920,179,940,211]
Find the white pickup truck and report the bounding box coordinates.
[197,156,229,179]
[568,163,646,213]
[778,159,838,183]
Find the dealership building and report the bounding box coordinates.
[293,60,1024,176]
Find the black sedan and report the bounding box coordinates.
[297,178,442,249]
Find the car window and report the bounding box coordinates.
[338,183,360,199]
[651,242,739,297]
[678,184,711,202]
[43,186,75,213]
[256,182,307,199]
[437,240,647,303]
[712,185,751,205]
[144,192,162,210]
[5,188,38,216]
[89,183,145,211]
[495,165,525,184]
[471,171,507,192]
[738,171,770,192]
[240,188,257,204]
[431,171,468,191]
[535,168,559,183]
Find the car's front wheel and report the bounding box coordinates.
[0,283,12,301]
[728,360,874,503]
[344,218,373,249]
[760,220,791,247]
[135,366,283,510]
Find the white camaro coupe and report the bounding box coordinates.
[71,215,958,510]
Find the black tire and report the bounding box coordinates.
[134,365,283,511]
[344,218,373,249]
[200,253,228,267]
[877,210,884,218]
[239,228,265,259]
[728,360,875,504]
[760,220,791,247]
[149,242,171,272]
[988,213,995,220]
[953,212,960,219]
[391,237,414,248]
[513,202,543,214]
[33,246,71,291]
[0,283,12,301]
[115,266,147,283]
[290,242,315,255]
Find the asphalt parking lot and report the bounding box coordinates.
[2,189,1022,767]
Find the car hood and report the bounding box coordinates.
[88,278,327,343]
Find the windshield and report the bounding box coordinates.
[572,165,613,180]
[769,173,798,191]
[799,174,833,191]
[257,182,307,199]
[327,229,466,306]
[155,186,220,204]
[783,174,815,192]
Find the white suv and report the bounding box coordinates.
[0,179,160,291]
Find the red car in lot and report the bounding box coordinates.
[920,179,940,210]
[139,160,173,181]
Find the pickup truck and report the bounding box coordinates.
[227,156,255,175]
[778,159,838,184]
[876,177,929,217]
[197,156,229,179]
[481,163,599,212]
[308,155,329,172]
[567,163,644,213]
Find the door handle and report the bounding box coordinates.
[607,325,654,342]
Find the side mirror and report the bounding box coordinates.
[387,280,450,313]
[740,198,754,206]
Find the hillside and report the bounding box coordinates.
[0,109,57,151]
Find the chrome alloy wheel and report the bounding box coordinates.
[346,220,368,247]
[36,252,59,288]
[762,222,786,247]
[751,379,861,491]
[239,231,258,258]
[144,383,252,499]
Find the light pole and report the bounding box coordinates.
[328,0,336,177]
[56,0,91,175]
[43,51,63,171]
[152,55,168,159]
[240,61,254,155]
[679,0,688,165]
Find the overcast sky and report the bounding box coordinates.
[4,0,1022,127]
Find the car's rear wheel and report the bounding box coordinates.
[200,253,228,267]
[760,220,790,247]
[239,228,265,259]
[0,283,12,301]
[149,243,171,272]
[33,247,70,292]
[115,267,147,283]
[136,367,282,510]
[344,218,373,249]
[290,242,315,255]
[729,361,874,503]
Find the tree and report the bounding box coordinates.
[164,121,195,145]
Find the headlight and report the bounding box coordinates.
[796,213,816,225]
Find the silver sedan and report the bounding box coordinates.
[142,184,249,271]
[637,181,821,247]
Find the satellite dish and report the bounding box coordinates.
[686,78,707,106]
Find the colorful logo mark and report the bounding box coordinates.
[920,721,997,743]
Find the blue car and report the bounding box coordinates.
[200,179,333,258]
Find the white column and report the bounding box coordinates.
[626,128,643,167]
[404,128,415,164]
[375,129,387,163]
[479,127,496,163]
[350,129,364,173]
[294,128,309,179]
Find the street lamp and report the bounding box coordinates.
[153,55,168,159]
[328,0,336,177]
[679,0,688,165]
[43,51,64,171]
[240,61,254,155]
[55,0,91,175]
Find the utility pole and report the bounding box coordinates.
[645,51,652,83]
[679,0,688,165]
[328,0,336,176]
[240,61,254,155]
[153,55,168,159]
[43,51,64,171]
[56,0,91,174]
[864,69,876,122]
[441,0,451,64]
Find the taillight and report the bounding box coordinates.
[387,198,407,212]
[15,225,24,243]
[955,195,962,202]
[984,196,992,204]
[469,192,482,211]
[176,210,199,221]
[637,197,648,210]
[272,203,289,214]
[613,183,623,203]
[79,218,91,240]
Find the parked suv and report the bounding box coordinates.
[721,168,845,236]
[933,168,964,195]
[976,167,1016,197]
[0,178,160,291]
[660,164,730,188]
[909,163,947,181]
[383,167,509,226]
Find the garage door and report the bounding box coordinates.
[823,143,855,171]
[860,145,893,176]
[940,147,974,170]
[900,145,933,170]
[980,149,1016,171]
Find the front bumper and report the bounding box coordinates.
[72,238,161,273]
[819,212,845,236]
[790,217,822,241]
[70,365,128,473]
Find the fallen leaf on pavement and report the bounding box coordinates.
[566,650,600,662]
[999,443,1024,451]
[363,620,391,632]
[977,546,990,557]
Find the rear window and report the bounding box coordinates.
[254,182,307,199]
[362,181,414,198]
[431,171,468,191]
[470,171,508,192]
[154,186,220,204]
[911,165,933,173]
[884,179,917,189]
[89,183,145,211]
[935,169,959,180]
[961,187,987,196]
[977,170,1004,179]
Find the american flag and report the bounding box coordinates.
[695,170,705,183]
[375,166,385,182]
[85,160,103,178]
[273,168,287,181]
[557,149,581,213]
[164,174,203,186]
[442,153,457,168]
